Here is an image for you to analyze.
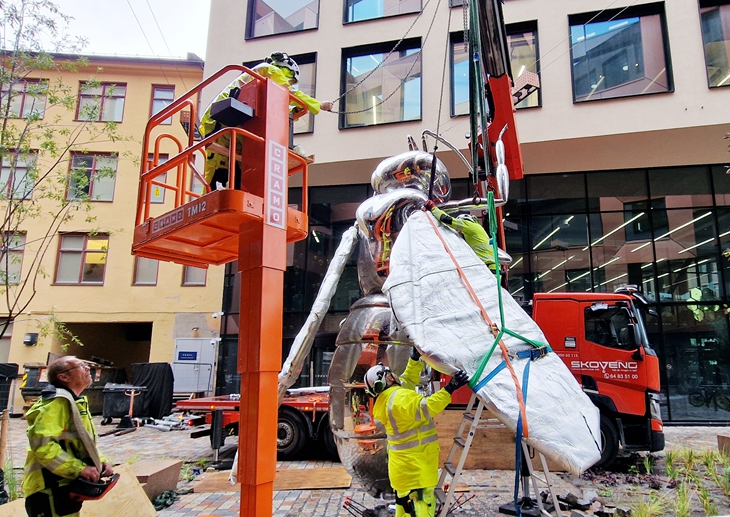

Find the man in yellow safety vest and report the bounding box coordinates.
[364,348,469,517]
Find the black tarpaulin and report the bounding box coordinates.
[131,363,174,419]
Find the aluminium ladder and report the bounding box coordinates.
[435,392,564,517]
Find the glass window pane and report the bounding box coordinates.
[152,86,174,125]
[183,266,207,285]
[56,252,82,283]
[569,10,671,102]
[343,41,422,128]
[345,0,421,23]
[91,173,115,201]
[293,58,316,134]
[713,164,730,206]
[587,169,647,211]
[526,173,586,214]
[102,96,124,122]
[60,235,85,250]
[700,3,730,88]
[77,96,100,121]
[451,37,469,116]
[508,27,540,108]
[662,305,730,422]
[134,257,158,285]
[648,166,712,208]
[249,0,319,38]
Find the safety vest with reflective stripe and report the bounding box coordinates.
[373,358,452,492]
[22,386,107,497]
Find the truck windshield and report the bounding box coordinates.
[584,305,644,350]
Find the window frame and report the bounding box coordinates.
[568,2,674,103]
[182,265,207,286]
[75,82,127,122]
[0,79,47,119]
[699,0,730,88]
[150,85,175,124]
[246,0,320,39]
[0,151,36,200]
[67,152,118,202]
[133,256,159,286]
[450,21,541,117]
[54,233,109,285]
[339,37,423,129]
[0,232,26,285]
[147,153,169,204]
[343,0,422,24]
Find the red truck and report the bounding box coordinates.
[176,386,338,461]
[531,286,664,467]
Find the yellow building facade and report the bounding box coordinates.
[3,54,224,411]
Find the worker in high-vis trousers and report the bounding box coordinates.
[199,51,333,189]
[425,199,501,272]
[364,348,469,517]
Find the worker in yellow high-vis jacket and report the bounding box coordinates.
[23,356,113,517]
[364,348,469,517]
[199,51,333,189]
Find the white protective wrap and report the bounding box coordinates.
[382,211,601,474]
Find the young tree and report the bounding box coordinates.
[0,0,132,341]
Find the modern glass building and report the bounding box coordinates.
[206,0,730,424]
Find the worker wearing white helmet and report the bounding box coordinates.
[199,51,333,188]
[364,348,469,517]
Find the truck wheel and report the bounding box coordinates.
[594,414,619,469]
[277,407,307,460]
[320,417,339,461]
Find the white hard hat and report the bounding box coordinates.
[364,363,390,397]
[266,51,300,84]
[456,212,479,224]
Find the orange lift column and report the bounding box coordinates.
[236,80,291,516]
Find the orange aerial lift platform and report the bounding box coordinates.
[132,65,310,517]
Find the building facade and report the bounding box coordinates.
[205,0,730,423]
[2,54,225,411]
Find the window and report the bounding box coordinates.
[0,80,47,119]
[700,1,730,87]
[584,305,637,350]
[151,85,175,124]
[68,153,117,201]
[0,233,25,285]
[55,234,109,285]
[182,265,207,286]
[345,0,421,23]
[569,3,672,102]
[0,152,36,200]
[134,257,159,285]
[247,0,319,38]
[147,154,169,203]
[451,23,540,116]
[341,38,422,128]
[77,82,126,122]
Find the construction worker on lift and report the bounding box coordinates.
[364,348,469,517]
[425,199,510,273]
[199,51,333,188]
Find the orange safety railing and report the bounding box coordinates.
[135,65,309,227]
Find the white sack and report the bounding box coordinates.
[382,210,601,474]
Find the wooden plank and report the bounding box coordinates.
[81,464,157,517]
[192,467,353,493]
[3,464,155,517]
[718,434,730,455]
[434,408,565,471]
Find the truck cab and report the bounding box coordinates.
[532,289,664,467]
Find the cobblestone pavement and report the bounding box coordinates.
[4,416,729,516]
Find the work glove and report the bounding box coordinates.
[444,370,469,394]
[425,199,436,211]
[410,347,421,361]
